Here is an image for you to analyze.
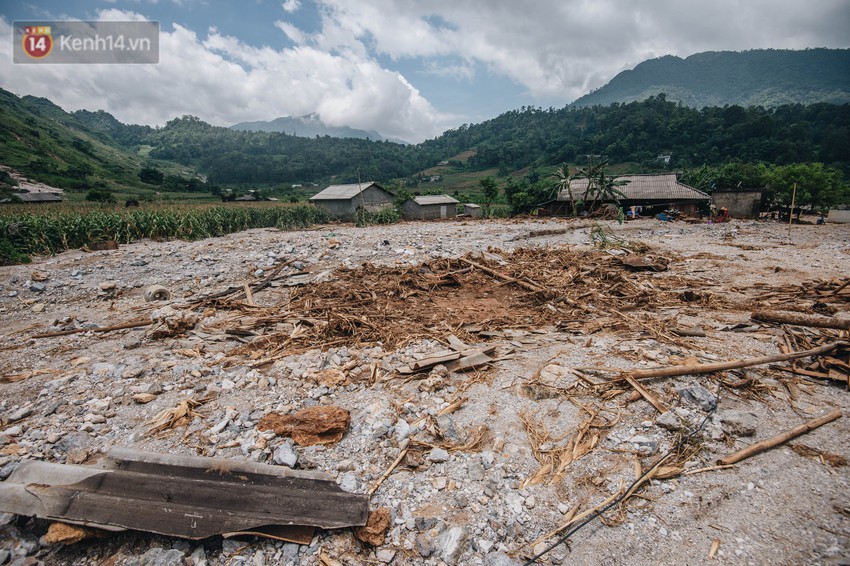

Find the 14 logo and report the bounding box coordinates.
[23,26,53,59]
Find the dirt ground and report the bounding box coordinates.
[0,216,848,566]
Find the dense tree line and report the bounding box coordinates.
[424,96,850,173]
[71,97,850,189]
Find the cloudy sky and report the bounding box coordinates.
[2,0,849,142]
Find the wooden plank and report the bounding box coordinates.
[446,335,470,352]
[445,352,493,372]
[410,350,461,371]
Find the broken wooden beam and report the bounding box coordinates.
[31,319,151,339]
[410,350,461,371]
[0,448,368,540]
[458,257,545,293]
[751,310,850,331]
[718,409,842,466]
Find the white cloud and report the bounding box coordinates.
[310,0,850,100]
[1,1,848,145]
[282,0,300,13]
[274,20,306,45]
[0,11,452,142]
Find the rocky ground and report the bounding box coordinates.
[0,216,848,566]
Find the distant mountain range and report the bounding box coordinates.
[572,48,850,109]
[230,113,408,144]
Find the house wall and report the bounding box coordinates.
[313,186,393,219]
[464,205,483,218]
[402,201,457,220]
[712,191,762,219]
[827,210,850,224]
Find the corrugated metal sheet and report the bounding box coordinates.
[310,182,382,200]
[0,448,369,540]
[413,195,459,205]
[559,174,708,202]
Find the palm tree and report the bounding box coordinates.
[588,170,629,212]
[572,158,630,214]
[551,163,577,216]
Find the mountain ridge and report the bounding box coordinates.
[573,48,850,108]
[230,113,402,143]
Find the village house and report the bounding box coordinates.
[309,182,394,220]
[401,195,459,220]
[539,173,709,217]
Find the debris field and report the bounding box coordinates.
[0,217,849,566]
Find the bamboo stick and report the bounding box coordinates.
[32,319,151,339]
[368,447,409,495]
[623,374,668,414]
[606,342,842,382]
[718,409,842,466]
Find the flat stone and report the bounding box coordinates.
[416,533,435,557]
[428,448,450,463]
[484,551,522,565]
[189,546,207,566]
[123,548,185,566]
[376,549,396,563]
[273,444,298,468]
[655,411,683,431]
[339,471,357,492]
[676,385,717,411]
[437,526,468,565]
[717,410,758,437]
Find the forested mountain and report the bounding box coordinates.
[144,116,425,184]
[2,87,849,197]
[0,90,152,191]
[230,113,388,142]
[573,49,850,109]
[420,96,850,172]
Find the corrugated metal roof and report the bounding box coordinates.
[309,182,384,200]
[558,174,708,202]
[413,195,459,206]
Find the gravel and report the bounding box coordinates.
[0,218,848,565]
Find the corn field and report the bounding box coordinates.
[0,203,329,265]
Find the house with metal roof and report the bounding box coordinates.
[539,173,709,217]
[309,182,394,219]
[401,195,459,220]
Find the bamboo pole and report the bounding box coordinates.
[788,183,797,237]
[751,310,850,330]
[32,319,151,339]
[605,341,843,382]
[718,409,842,466]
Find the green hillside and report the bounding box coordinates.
[573,49,850,109]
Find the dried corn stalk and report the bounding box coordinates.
[146,395,212,436]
